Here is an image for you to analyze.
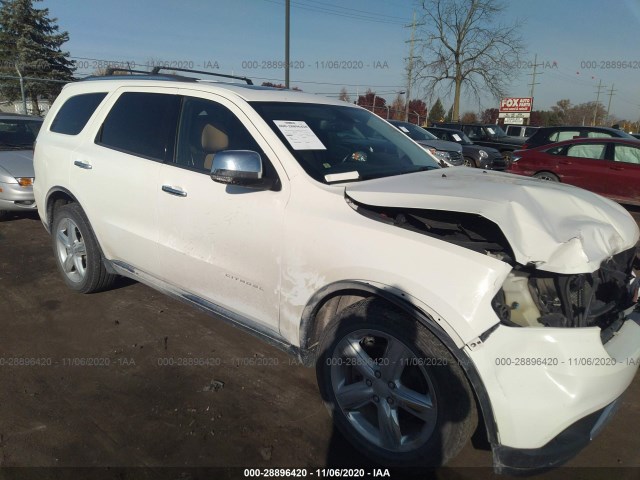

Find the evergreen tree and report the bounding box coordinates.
[428,98,445,125]
[445,104,454,122]
[0,0,75,113]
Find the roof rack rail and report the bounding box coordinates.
[105,67,154,76]
[150,67,253,85]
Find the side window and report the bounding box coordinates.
[546,145,565,155]
[614,145,640,164]
[565,143,606,159]
[587,131,612,138]
[174,97,279,181]
[96,92,180,162]
[549,130,580,142]
[50,92,107,135]
[465,126,482,139]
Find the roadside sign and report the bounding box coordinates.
[499,97,533,113]
[498,112,531,119]
[504,117,524,125]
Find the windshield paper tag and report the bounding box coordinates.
[452,134,462,141]
[274,120,326,150]
[324,171,360,183]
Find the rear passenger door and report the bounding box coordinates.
[156,92,288,333]
[609,143,640,204]
[71,87,180,276]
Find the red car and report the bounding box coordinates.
[508,137,640,206]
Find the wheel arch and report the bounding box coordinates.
[299,280,500,446]
[45,187,79,231]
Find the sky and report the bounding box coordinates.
[39,0,640,121]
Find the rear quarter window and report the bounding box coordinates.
[49,92,108,135]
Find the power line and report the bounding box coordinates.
[261,0,408,25]
[593,79,606,125]
[606,83,617,121]
[527,53,544,99]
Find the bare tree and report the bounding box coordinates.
[338,87,350,102]
[415,0,525,121]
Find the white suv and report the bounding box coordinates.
[33,68,640,473]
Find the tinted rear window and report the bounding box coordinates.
[96,92,180,162]
[50,92,107,135]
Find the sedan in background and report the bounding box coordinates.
[426,126,507,170]
[508,137,640,206]
[0,113,43,220]
[388,120,464,167]
[522,126,636,149]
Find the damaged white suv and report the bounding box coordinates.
[34,68,640,474]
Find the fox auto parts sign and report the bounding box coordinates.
[499,97,533,112]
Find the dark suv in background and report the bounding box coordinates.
[388,120,464,167]
[433,122,526,162]
[522,126,637,149]
[426,126,506,170]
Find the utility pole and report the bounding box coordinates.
[592,79,606,126]
[404,11,417,122]
[527,54,543,125]
[605,83,616,124]
[15,64,27,114]
[284,0,290,88]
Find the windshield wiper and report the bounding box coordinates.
[359,165,439,181]
[1,143,31,150]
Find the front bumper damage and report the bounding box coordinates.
[469,310,640,474]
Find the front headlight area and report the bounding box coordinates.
[491,247,638,341]
[428,147,451,164]
[479,149,488,159]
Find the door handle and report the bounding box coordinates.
[73,160,92,170]
[558,161,572,165]
[161,185,187,197]
[610,165,624,171]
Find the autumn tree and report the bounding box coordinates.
[408,99,428,125]
[480,108,499,124]
[415,0,525,122]
[0,0,75,113]
[428,98,446,124]
[389,93,406,120]
[338,87,350,102]
[357,89,387,117]
[460,111,478,123]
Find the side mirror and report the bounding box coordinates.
[210,150,267,188]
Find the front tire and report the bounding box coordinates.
[463,157,477,168]
[533,171,560,182]
[316,298,477,467]
[52,203,116,293]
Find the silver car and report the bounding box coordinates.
[0,113,42,220]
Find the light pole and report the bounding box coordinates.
[285,0,290,88]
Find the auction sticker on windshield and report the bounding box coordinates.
[274,120,326,150]
[452,134,462,141]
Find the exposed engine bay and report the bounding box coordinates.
[348,198,639,340]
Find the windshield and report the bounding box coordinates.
[0,118,42,149]
[391,122,438,141]
[251,102,440,183]
[445,130,473,145]
[487,125,507,137]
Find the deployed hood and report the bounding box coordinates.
[345,168,639,274]
[0,150,35,179]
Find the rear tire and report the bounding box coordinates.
[316,298,477,467]
[533,171,560,182]
[52,203,116,293]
